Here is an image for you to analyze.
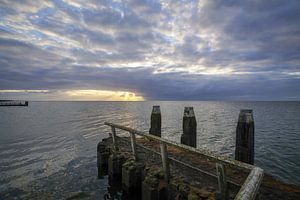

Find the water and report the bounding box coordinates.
[0,101,299,199]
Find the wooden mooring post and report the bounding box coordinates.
[149,106,161,137]
[235,110,254,164]
[181,107,197,148]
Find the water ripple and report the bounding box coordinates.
[0,101,299,198]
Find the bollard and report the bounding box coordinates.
[235,109,254,164]
[149,106,161,137]
[181,107,197,148]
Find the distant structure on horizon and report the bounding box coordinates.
[0,100,28,106]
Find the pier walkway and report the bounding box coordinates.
[98,106,300,200]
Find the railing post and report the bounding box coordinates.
[216,163,228,200]
[111,126,118,151]
[181,107,197,148]
[149,105,161,137]
[160,141,170,183]
[235,109,254,164]
[130,132,138,160]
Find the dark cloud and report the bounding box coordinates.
[0,0,299,100]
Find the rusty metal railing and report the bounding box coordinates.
[104,122,264,200]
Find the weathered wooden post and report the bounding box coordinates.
[97,141,110,179]
[149,106,161,137]
[130,132,138,160]
[181,107,197,148]
[122,159,144,194]
[111,126,118,151]
[216,163,228,200]
[160,141,170,183]
[235,109,254,164]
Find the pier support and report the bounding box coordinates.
[149,106,161,137]
[122,159,144,194]
[108,153,126,180]
[97,141,110,178]
[235,110,255,164]
[142,169,167,200]
[181,107,197,148]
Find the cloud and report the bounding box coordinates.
[0,0,299,100]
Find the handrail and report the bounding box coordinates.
[105,122,253,170]
[234,167,264,200]
[104,122,264,200]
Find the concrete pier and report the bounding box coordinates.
[181,107,197,148]
[235,110,255,164]
[149,106,161,137]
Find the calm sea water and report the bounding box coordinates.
[0,101,299,199]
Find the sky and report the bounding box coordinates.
[0,0,299,101]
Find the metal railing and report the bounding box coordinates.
[104,122,264,200]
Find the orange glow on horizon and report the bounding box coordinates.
[0,89,145,101]
[64,90,145,101]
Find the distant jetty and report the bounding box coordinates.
[0,100,28,106]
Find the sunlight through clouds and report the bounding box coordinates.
[0,89,144,101]
[64,90,144,101]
